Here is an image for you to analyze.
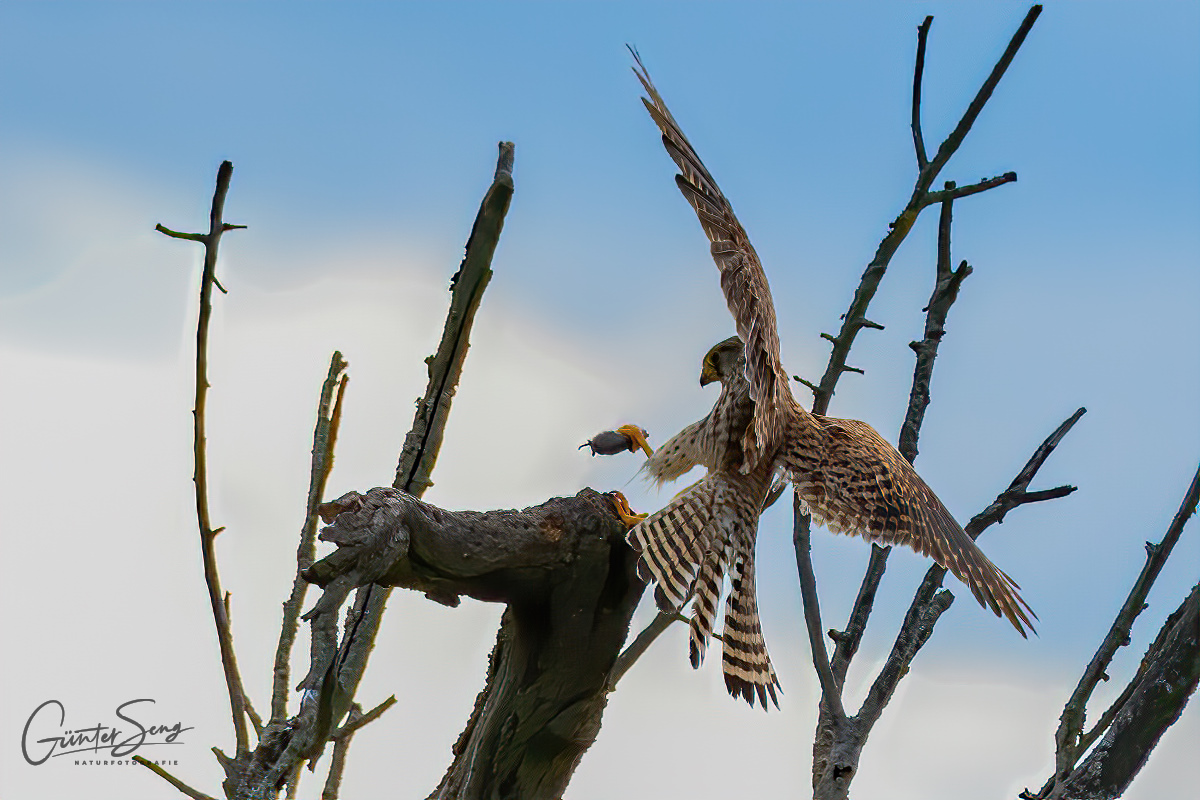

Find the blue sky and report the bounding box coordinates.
[2,3,1197,799]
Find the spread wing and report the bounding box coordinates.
[783,416,1037,636]
[631,49,789,462]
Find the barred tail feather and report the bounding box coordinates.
[689,532,733,668]
[721,555,780,709]
[627,479,718,612]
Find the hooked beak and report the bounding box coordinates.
[699,362,720,387]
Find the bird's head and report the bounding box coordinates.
[700,336,745,387]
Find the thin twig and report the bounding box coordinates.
[333,695,397,738]
[793,496,846,718]
[133,756,217,800]
[919,5,1042,196]
[1051,462,1200,780]
[320,697,397,800]
[809,7,1037,412]
[271,352,349,724]
[607,611,678,691]
[922,172,1017,206]
[969,407,1085,532]
[244,695,264,737]
[900,187,971,461]
[911,16,933,169]
[321,705,360,800]
[157,160,252,756]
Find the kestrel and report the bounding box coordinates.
[626,53,1035,708]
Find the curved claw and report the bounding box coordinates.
[615,424,654,458]
[609,490,648,528]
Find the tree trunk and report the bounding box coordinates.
[298,487,646,800]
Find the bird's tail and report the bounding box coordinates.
[627,472,780,708]
[627,476,717,612]
[722,554,779,709]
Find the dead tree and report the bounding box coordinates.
[139,8,1196,800]
[1022,467,1200,800]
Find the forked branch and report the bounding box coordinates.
[808,6,1039,412]
[1043,463,1200,792]
[155,161,252,756]
[225,143,516,800]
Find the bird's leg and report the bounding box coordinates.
[608,491,649,527]
[615,424,654,457]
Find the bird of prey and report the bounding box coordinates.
[625,53,1035,708]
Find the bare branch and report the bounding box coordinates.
[827,189,971,686]
[154,223,206,242]
[333,695,397,738]
[899,189,969,461]
[607,611,677,691]
[233,144,516,799]
[1043,583,1200,800]
[970,407,1086,532]
[158,160,252,756]
[320,705,358,800]
[395,140,515,495]
[319,697,397,800]
[271,352,350,724]
[828,545,890,685]
[813,408,1080,798]
[1051,462,1200,781]
[317,138,516,745]
[920,5,1042,194]
[244,695,264,737]
[793,498,846,719]
[865,409,1085,715]
[922,172,1017,206]
[811,7,1039,413]
[133,756,217,800]
[911,16,933,169]
[855,588,956,729]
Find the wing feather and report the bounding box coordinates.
[642,417,707,488]
[782,415,1037,636]
[722,550,779,709]
[631,50,789,463]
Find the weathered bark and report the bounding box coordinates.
[209,143,517,800]
[1023,465,1200,800]
[300,487,647,800]
[1048,583,1199,800]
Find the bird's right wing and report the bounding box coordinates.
[781,416,1037,636]
[631,50,788,465]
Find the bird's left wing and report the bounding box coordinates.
[631,49,789,463]
[783,416,1037,636]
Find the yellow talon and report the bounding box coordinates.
[609,490,648,528]
[615,424,654,458]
